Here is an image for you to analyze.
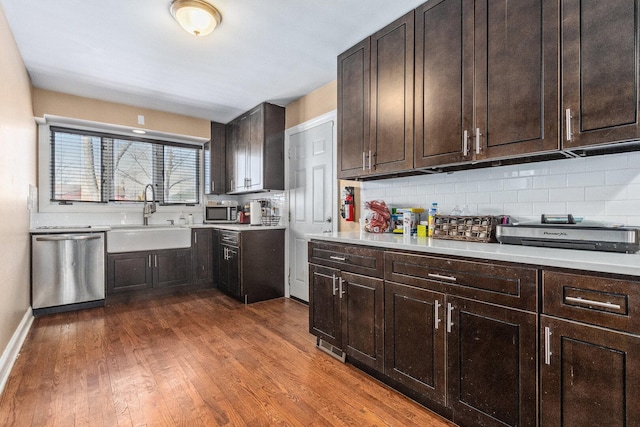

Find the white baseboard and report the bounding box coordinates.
[0,307,33,396]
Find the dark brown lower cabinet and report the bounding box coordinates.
[192,228,214,286]
[341,271,384,372]
[384,281,446,406]
[308,264,384,372]
[540,315,640,426]
[107,248,191,296]
[218,229,285,304]
[448,296,537,427]
[309,264,342,348]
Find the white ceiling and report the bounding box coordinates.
[1,0,425,123]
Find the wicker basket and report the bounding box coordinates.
[261,215,281,226]
[432,215,498,243]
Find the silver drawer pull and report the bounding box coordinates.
[434,299,441,330]
[329,256,346,261]
[446,303,454,333]
[544,326,552,365]
[565,296,621,310]
[428,273,457,282]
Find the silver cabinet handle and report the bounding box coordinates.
[544,326,552,365]
[565,296,621,310]
[339,277,346,298]
[434,299,441,330]
[211,180,215,192]
[428,273,457,282]
[446,303,454,333]
[368,150,372,170]
[565,108,572,142]
[332,274,338,296]
[329,255,346,261]
[194,232,197,244]
[475,128,481,154]
[36,234,102,241]
[148,254,152,267]
[362,151,366,171]
[154,255,158,268]
[463,130,469,156]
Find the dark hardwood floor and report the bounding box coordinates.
[0,289,454,426]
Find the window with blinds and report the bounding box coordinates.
[50,127,201,204]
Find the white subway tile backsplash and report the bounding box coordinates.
[360,152,640,224]
[504,177,533,190]
[586,152,628,171]
[585,185,627,201]
[533,174,567,189]
[606,169,640,185]
[549,187,585,202]
[548,157,586,175]
[491,190,519,203]
[567,171,606,187]
[466,191,491,204]
[518,189,549,203]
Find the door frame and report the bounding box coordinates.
[284,109,338,299]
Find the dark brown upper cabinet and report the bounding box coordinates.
[562,0,640,149]
[204,121,226,195]
[338,11,414,179]
[226,103,284,194]
[415,0,559,169]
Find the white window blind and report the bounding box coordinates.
[50,127,201,205]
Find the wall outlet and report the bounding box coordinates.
[137,115,145,125]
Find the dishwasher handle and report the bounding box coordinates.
[35,234,103,242]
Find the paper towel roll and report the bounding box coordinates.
[250,201,262,225]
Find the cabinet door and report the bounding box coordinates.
[236,114,250,191]
[211,229,220,286]
[207,122,226,195]
[218,245,230,293]
[447,296,537,427]
[192,229,213,285]
[226,245,240,298]
[474,0,559,160]
[341,271,384,372]
[562,0,640,149]
[247,106,264,190]
[541,315,640,426]
[385,281,446,405]
[337,38,370,179]
[225,120,238,193]
[369,11,414,174]
[309,263,342,348]
[153,248,191,288]
[106,251,152,294]
[415,0,469,168]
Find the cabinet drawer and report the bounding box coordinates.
[385,251,537,311]
[543,270,640,334]
[219,231,239,246]
[308,241,384,278]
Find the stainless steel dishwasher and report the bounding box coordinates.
[31,231,105,316]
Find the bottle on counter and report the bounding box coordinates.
[428,202,438,237]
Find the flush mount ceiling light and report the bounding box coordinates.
[170,0,221,37]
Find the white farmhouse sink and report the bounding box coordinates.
[107,225,191,253]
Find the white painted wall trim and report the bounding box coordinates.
[0,307,33,395]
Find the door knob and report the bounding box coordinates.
[326,216,332,223]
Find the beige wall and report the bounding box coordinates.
[285,80,337,129]
[32,88,210,139]
[0,7,37,360]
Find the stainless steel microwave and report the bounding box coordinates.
[204,205,239,223]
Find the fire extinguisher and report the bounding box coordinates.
[341,186,355,222]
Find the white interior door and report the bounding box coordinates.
[287,115,335,302]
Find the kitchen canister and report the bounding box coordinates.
[250,201,262,225]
